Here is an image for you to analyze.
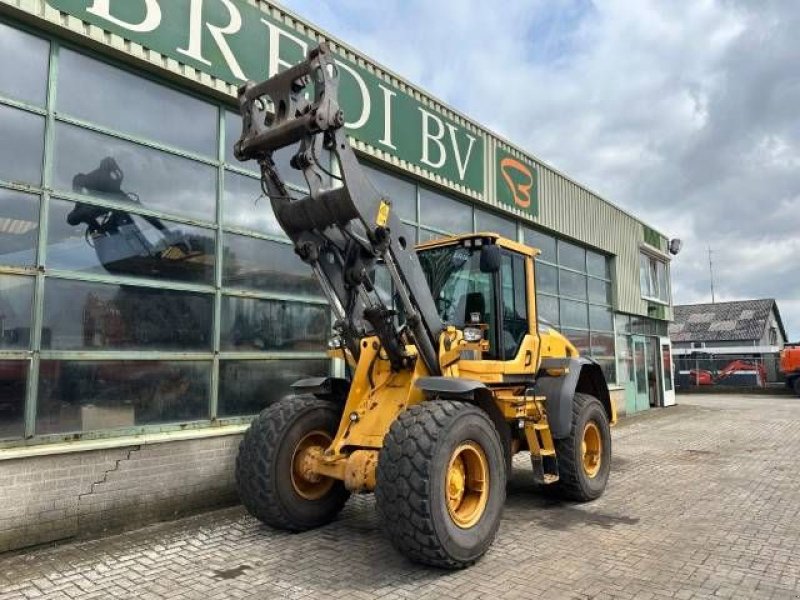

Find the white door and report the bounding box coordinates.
[659,337,676,406]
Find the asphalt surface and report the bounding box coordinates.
[1,393,799,599]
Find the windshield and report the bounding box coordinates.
[418,245,496,336]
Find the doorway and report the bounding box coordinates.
[632,335,650,412]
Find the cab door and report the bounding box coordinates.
[499,251,537,373]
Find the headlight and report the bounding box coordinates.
[463,327,483,343]
[327,336,344,349]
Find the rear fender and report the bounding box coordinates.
[534,358,613,439]
[291,377,350,404]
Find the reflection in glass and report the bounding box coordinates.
[588,277,612,305]
[0,104,45,186]
[36,360,209,434]
[0,360,27,439]
[222,234,321,296]
[53,124,217,222]
[362,163,416,222]
[535,262,557,295]
[58,48,217,156]
[475,209,516,239]
[218,359,329,417]
[589,305,614,331]
[560,299,588,329]
[223,170,284,236]
[591,332,616,357]
[536,294,559,327]
[419,187,472,233]
[524,227,556,262]
[587,250,610,279]
[0,274,34,350]
[48,196,215,284]
[0,22,49,106]
[42,279,213,351]
[558,239,586,271]
[220,296,330,352]
[0,189,39,267]
[562,328,590,355]
[559,269,587,300]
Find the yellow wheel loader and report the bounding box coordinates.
[233,44,616,569]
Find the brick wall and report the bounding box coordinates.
[0,434,243,553]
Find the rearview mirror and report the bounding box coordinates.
[480,244,502,273]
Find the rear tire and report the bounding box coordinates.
[552,393,612,502]
[375,401,506,569]
[792,377,800,397]
[235,395,350,531]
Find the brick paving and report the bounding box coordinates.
[1,393,799,600]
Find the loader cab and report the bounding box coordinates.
[416,233,536,367]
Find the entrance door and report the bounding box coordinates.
[632,336,650,412]
[658,337,676,406]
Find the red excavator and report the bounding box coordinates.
[779,344,800,396]
[689,359,766,387]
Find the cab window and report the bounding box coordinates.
[501,253,528,359]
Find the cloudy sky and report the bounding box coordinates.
[281,0,800,340]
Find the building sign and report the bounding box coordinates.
[45,0,484,193]
[495,147,538,217]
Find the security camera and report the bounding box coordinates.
[669,238,682,255]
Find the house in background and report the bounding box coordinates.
[669,299,788,388]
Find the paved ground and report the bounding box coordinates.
[1,394,799,600]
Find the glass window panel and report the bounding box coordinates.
[591,332,615,357]
[224,111,310,190]
[558,240,585,271]
[363,164,416,222]
[562,328,590,355]
[559,269,587,300]
[418,187,472,233]
[501,253,528,359]
[588,277,612,305]
[535,262,557,295]
[36,360,209,434]
[218,359,330,417]
[615,313,631,334]
[475,209,516,239]
[523,227,556,263]
[47,198,215,284]
[656,260,668,301]
[418,228,449,243]
[560,299,588,329]
[220,296,330,352]
[0,189,39,267]
[42,279,213,351]
[223,170,284,236]
[0,274,34,350]
[595,358,617,385]
[586,250,610,279]
[589,305,614,331]
[0,22,49,106]
[58,49,217,156]
[0,104,45,186]
[222,235,321,296]
[53,123,217,222]
[616,335,632,383]
[536,294,559,327]
[0,360,27,440]
[640,253,652,297]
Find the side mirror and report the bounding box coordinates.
[480,244,502,273]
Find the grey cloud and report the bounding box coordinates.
[283,0,800,338]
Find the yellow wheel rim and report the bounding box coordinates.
[582,422,602,478]
[445,441,489,529]
[291,430,334,501]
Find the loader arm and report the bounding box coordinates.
[234,43,442,375]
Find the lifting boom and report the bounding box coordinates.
[234,43,443,375]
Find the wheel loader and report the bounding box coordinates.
[233,43,616,569]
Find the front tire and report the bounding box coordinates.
[375,401,506,569]
[552,393,612,502]
[235,395,350,531]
